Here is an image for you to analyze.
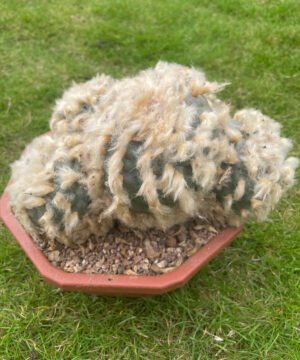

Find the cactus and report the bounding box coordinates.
[8,62,298,245]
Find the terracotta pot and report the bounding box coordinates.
[0,186,243,296]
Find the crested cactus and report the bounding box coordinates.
[8,62,298,245]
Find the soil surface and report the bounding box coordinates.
[35,218,223,275]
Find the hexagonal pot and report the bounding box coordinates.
[0,185,243,296]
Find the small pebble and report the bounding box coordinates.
[48,250,60,262]
[166,237,177,247]
[157,260,168,268]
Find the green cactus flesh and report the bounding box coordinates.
[214,162,255,211]
[185,94,211,129]
[27,159,91,230]
[122,142,177,212]
[122,140,149,213]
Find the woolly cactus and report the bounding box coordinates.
[8,62,298,245]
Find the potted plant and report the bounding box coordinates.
[1,62,298,296]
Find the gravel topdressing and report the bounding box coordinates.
[35,218,223,275]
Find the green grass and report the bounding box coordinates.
[0,0,299,359]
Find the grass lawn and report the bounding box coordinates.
[0,0,299,359]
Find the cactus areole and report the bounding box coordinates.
[7,62,299,246]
